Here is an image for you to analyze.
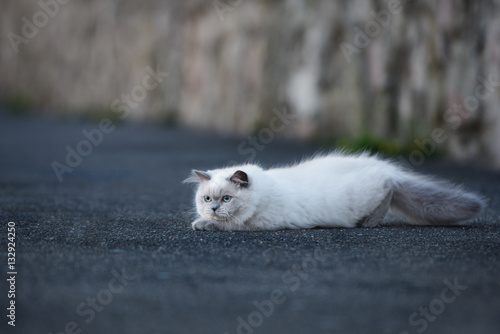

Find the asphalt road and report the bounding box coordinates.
[0,113,499,334]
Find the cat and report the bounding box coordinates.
[184,152,485,231]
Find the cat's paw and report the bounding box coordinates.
[192,219,221,231]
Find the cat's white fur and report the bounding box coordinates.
[184,153,485,231]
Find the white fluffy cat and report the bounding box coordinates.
[184,153,485,231]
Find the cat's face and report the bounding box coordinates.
[188,169,256,226]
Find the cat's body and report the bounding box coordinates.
[184,153,485,231]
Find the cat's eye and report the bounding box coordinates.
[204,196,212,202]
[222,195,232,203]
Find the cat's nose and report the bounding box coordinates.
[212,206,218,213]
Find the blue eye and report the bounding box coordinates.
[204,196,212,202]
[222,195,232,203]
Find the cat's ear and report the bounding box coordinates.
[230,170,249,188]
[183,170,211,183]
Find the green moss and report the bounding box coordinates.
[65,107,126,124]
[2,94,35,116]
[250,120,269,136]
[318,132,418,157]
[322,131,445,159]
[157,107,179,127]
[89,109,125,124]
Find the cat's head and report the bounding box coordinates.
[185,168,258,226]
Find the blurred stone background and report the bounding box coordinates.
[1,0,500,165]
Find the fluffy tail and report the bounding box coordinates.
[390,173,485,225]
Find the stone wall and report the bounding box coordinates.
[1,0,500,165]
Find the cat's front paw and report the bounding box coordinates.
[192,219,222,231]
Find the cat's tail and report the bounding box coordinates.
[389,172,485,225]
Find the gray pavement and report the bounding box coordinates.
[0,113,499,334]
